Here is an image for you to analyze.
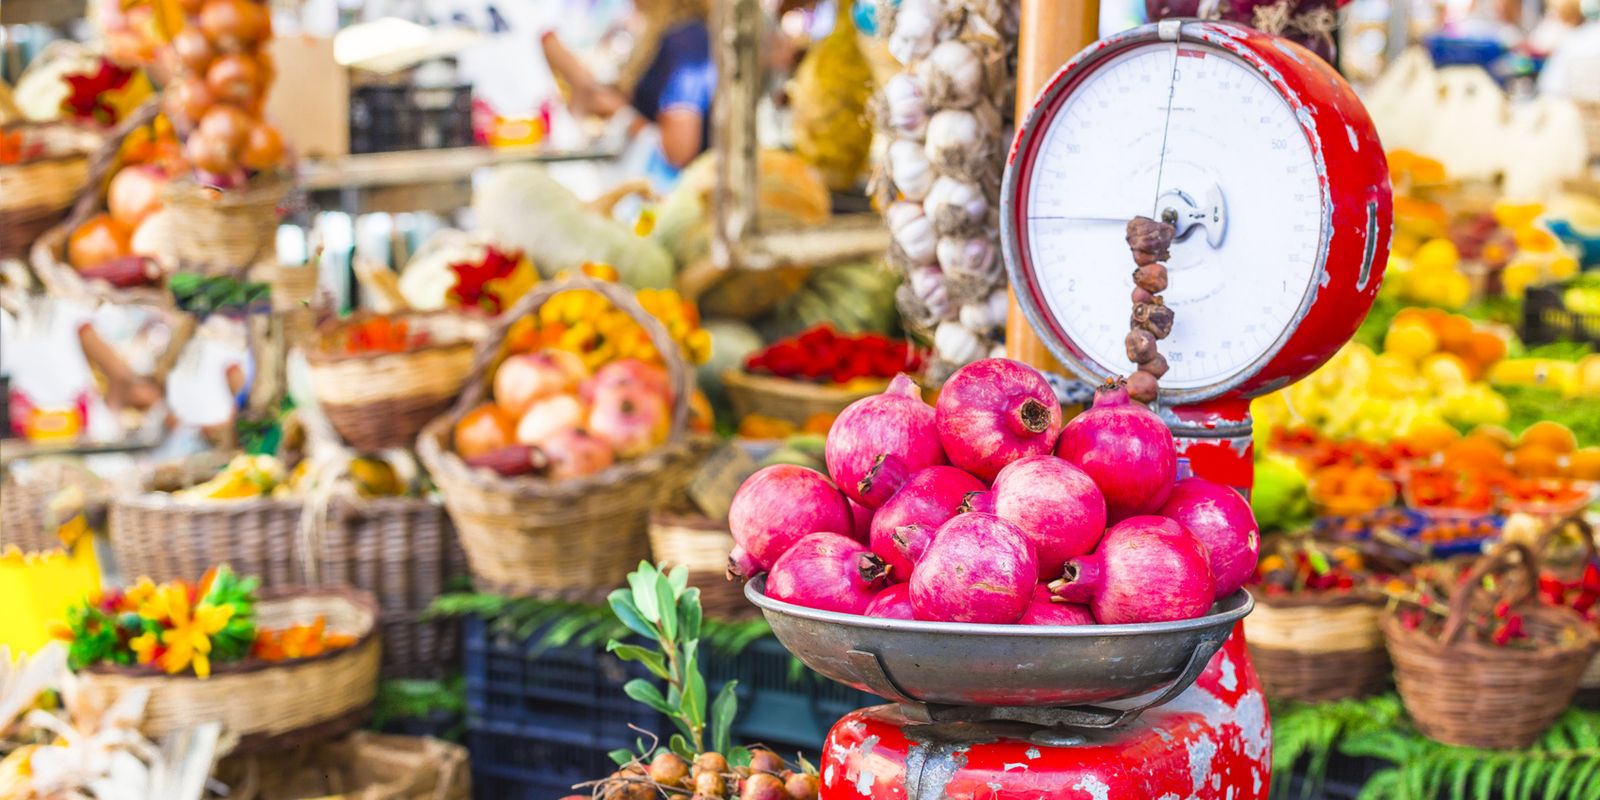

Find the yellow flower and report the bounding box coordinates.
[129,632,159,665]
[123,577,157,612]
[158,601,234,679]
[138,583,187,625]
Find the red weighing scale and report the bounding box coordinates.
[745,18,1392,799]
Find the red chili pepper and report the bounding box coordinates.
[1539,574,1569,607]
[1491,614,1525,646]
[1575,589,1599,615]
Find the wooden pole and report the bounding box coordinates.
[1005,0,1101,372]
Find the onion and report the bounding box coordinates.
[934,358,1062,482]
[825,373,946,508]
[199,0,263,53]
[198,104,253,151]
[185,132,236,174]
[166,78,215,129]
[107,166,167,229]
[67,215,131,271]
[205,54,261,106]
[454,403,516,459]
[172,28,216,74]
[240,122,285,171]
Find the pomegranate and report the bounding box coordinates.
[864,583,916,620]
[958,490,995,514]
[107,166,166,229]
[453,402,516,459]
[1156,477,1260,600]
[584,358,671,403]
[728,465,853,575]
[1019,585,1094,626]
[869,466,985,579]
[541,428,616,480]
[1050,516,1215,624]
[514,394,584,447]
[495,351,585,417]
[1056,379,1177,520]
[766,532,887,615]
[68,215,130,271]
[890,523,936,568]
[848,499,874,544]
[825,374,946,508]
[934,358,1062,482]
[991,455,1107,580]
[588,385,671,458]
[909,513,1036,624]
[129,211,171,258]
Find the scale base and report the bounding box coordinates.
[819,627,1271,800]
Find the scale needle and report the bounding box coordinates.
[1151,40,1181,218]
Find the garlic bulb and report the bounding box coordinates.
[918,41,984,109]
[909,266,951,319]
[889,0,939,65]
[958,289,1009,331]
[925,107,996,183]
[987,343,1008,359]
[888,138,935,201]
[888,201,938,264]
[936,236,998,282]
[934,319,986,365]
[923,175,988,234]
[882,73,929,139]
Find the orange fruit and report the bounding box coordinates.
[1466,332,1507,371]
[1570,448,1600,481]
[1433,314,1475,354]
[1442,437,1507,473]
[1470,425,1516,451]
[1510,445,1564,479]
[1518,420,1578,455]
[453,403,516,459]
[1407,422,1461,454]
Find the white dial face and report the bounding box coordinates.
[1023,42,1325,390]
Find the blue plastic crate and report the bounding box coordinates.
[468,722,630,800]
[462,615,664,742]
[703,636,879,757]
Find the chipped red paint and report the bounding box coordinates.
[1005,20,1392,406]
[818,626,1270,800]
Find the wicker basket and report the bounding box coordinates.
[306,313,481,453]
[649,511,755,621]
[76,588,381,754]
[213,732,470,800]
[1382,543,1599,749]
[162,173,287,275]
[28,99,172,306]
[110,491,306,588]
[254,261,320,349]
[417,278,703,600]
[722,369,883,426]
[0,123,99,260]
[0,460,106,553]
[323,496,469,679]
[1244,589,1389,702]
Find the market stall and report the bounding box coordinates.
[2,0,1600,797]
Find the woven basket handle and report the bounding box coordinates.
[455,276,690,438]
[1439,541,1540,645]
[1533,513,1598,570]
[60,97,161,234]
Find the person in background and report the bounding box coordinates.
[541,0,713,178]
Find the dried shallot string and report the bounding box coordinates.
[1124,216,1176,404]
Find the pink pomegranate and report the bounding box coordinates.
[1050,515,1215,624]
[766,532,888,615]
[1019,585,1094,626]
[496,350,587,416]
[728,465,854,577]
[826,374,946,508]
[514,394,584,446]
[587,385,671,458]
[540,428,615,480]
[848,499,875,545]
[958,490,995,514]
[869,466,986,579]
[864,583,916,620]
[991,455,1108,580]
[890,523,937,567]
[1156,477,1260,600]
[934,358,1063,482]
[909,513,1036,624]
[1056,379,1177,520]
[583,358,671,403]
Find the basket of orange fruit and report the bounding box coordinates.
[417,273,713,599]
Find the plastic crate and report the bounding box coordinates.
[462,615,664,742]
[468,722,626,800]
[703,636,878,757]
[349,84,474,154]
[1523,283,1600,347]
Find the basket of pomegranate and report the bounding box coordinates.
[417,276,709,599]
[157,0,289,274]
[1382,542,1599,749]
[306,312,483,453]
[729,360,1257,718]
[1244,535,1418,702]
[724,326,925,426]
[60,566,380,754]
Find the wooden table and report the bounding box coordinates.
[298,145,620,215]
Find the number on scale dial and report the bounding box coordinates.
[1019,41,1324,391]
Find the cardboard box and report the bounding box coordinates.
[265,36,349,159]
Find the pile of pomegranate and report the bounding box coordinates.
[454,352,672,480]
[728,358,1260,625]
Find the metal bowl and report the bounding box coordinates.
[745,577,1252,727]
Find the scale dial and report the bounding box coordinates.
[1003,20,1392,404]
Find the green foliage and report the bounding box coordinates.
[1499,384,1600,447]
[371,676,466,739]
[168,272,271,317]
[1271,695,1600,799]
[200,566,260,662]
